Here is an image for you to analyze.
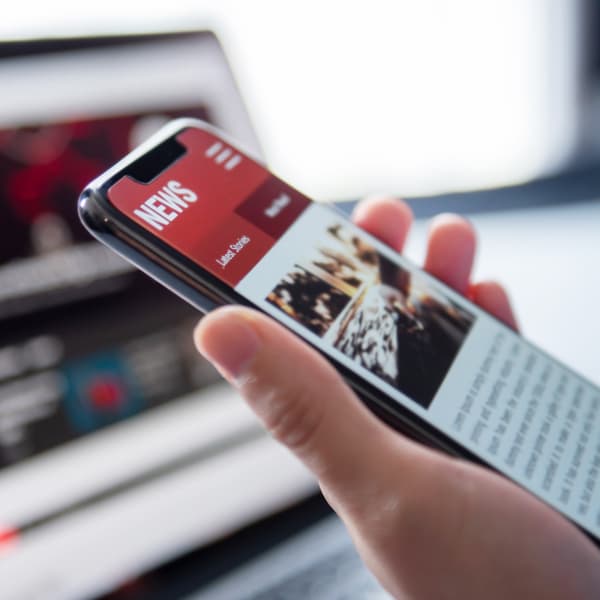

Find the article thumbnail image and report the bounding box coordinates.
[266,223,475,408]
[267,265,352,336]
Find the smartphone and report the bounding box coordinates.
[79,119,600,545]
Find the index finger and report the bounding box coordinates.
[351,196,413,252]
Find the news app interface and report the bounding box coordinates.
[109,127,600,538]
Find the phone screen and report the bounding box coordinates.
[108,126,600,540]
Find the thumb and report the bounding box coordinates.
[194,305,423,509]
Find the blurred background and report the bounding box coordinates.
[0,1,599,599]
[3,0,600,198]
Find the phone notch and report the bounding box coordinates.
[125,136,186,184]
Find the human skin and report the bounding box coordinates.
[195,197,600,599]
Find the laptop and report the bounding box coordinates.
[0,31,316,600]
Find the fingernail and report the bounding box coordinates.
[194,309,261,381]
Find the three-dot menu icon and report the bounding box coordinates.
[205,141,242,171]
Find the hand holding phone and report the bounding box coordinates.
[195,203,600,600]
[79,120,600,598]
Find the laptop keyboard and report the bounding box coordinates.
[189,515,391,600]
[249,546,388,599]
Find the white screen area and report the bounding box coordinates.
[237,203,600,540]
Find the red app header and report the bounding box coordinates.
[108,127,310,286]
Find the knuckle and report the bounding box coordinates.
[244,379,326,457]
[268,388,325,456]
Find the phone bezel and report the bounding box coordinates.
[78,119,600,547]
